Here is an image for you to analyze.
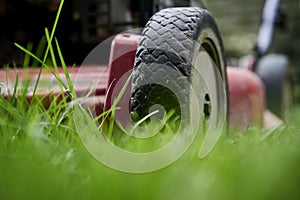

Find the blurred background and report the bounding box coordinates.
[0,0,299,100]
[0,0,299,63]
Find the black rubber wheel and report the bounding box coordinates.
[130,7,228,134]
[255,54,294,120]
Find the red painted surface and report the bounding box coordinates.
[105,34,142,112]
[227,67,265,130]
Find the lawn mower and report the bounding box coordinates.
[0,1,293,162]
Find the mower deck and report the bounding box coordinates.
[0,66,108,109]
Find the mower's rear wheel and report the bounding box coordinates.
[255,54,294,120]
[130,7,228,148]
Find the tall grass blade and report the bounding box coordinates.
[55,38,75,98]
[12,73,19,105]
[106,74,132,138]
[32,37,47,67]
[23,42,33,68]
[45,28,57,68]
[42,0,65,64]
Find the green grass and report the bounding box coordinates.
[1,1,300,199]
[1,102,300,200]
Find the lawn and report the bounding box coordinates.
[1,92,300,200]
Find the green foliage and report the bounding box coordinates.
[1,104,300,200]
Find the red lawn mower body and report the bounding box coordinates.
[0,33,269,130]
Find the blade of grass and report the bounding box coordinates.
[107,74,133,138]
[15,0,65,98]
[32,37,47,67]
[52,95,70,126]
[41,0,64,65]
[44,28,69,102]
[12,73,19,104]
[132,110,160,129]
[112,74,132,109]
[36,0,65,97]
[14,43,47,68]
[14,43,68,91]
[20,79,31,97]
[45,28,58,68]
[23,42,33,68]
[55,38,75,98]
[75,103,116,138]
[4,69,11,97]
